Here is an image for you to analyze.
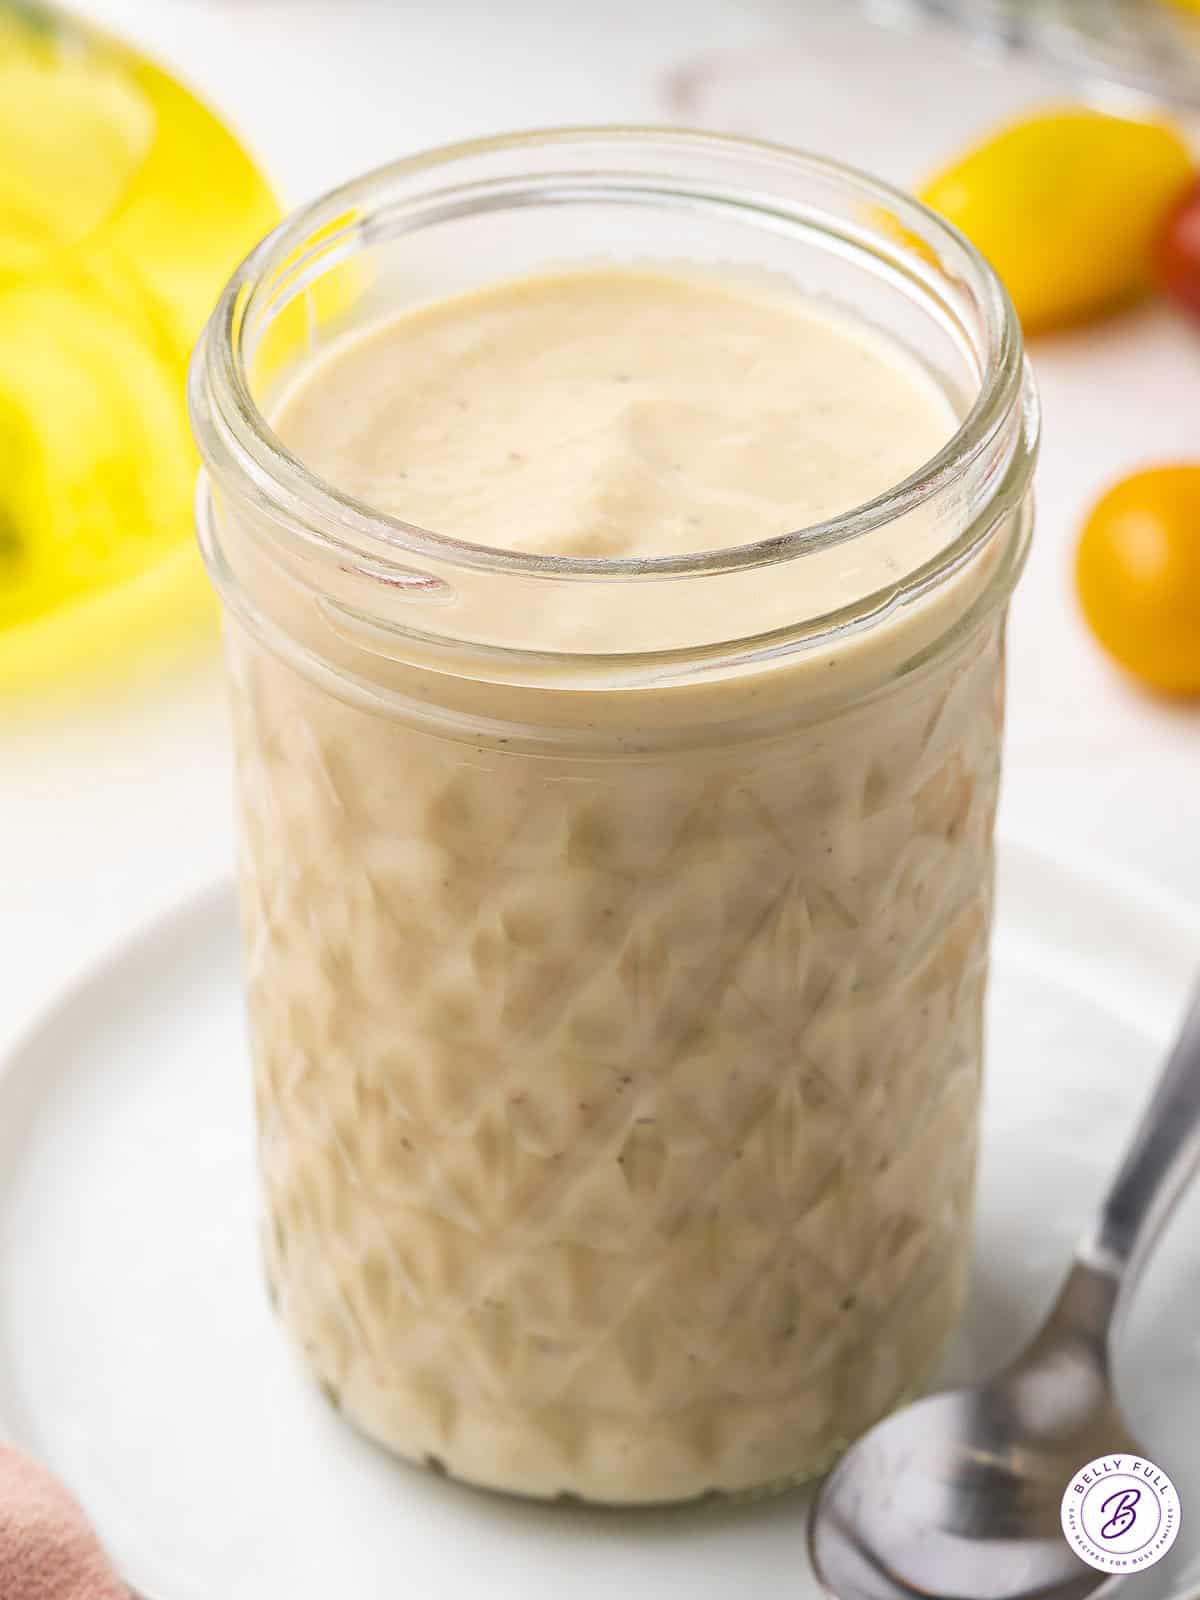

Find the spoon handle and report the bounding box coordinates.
[1081,982,1200,1303]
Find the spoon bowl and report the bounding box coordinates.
[811,1298,1138,1600]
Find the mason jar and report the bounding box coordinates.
[189,127,1038,1505]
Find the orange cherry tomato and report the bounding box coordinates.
[1076,466,1200,697]
[1157,177,1200,321]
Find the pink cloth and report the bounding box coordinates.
[0,1447,126,1600]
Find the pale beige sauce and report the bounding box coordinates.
[276,269,956,567]
[235,269,1003,1501]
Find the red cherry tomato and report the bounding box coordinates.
[1157,176,1200,320]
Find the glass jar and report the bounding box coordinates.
[854,0,1200,110]
[190,128,1038,1505]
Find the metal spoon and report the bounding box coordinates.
[810,982,1200,1600]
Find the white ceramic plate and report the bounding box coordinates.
[1,837,1199,1600]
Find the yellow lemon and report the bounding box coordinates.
[0,2,279,695]
[920,108,1194,334]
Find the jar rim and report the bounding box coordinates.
[191,124,1035,588]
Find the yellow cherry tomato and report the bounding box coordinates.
[921,109,1195,334]
[1076,466,1200,697]
[0,3,279,696]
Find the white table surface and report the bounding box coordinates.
[4,0,1198,1053]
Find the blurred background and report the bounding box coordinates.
[3,0,1199,1052]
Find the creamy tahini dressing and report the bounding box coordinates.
[275,269,956,563]
[231,268,1002,1501]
